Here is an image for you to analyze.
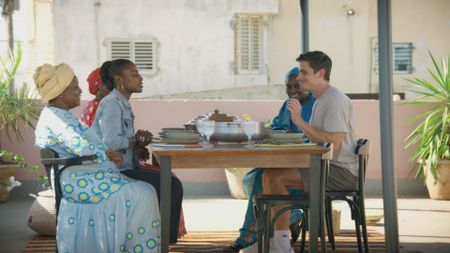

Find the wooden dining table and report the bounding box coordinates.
[151,143,331,253]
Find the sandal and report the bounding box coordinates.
[290,216,303,245]
[223,242,244,252]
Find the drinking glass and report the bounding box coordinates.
[243,121,257,148]
[195,120,207,144]
[201,120,215,149]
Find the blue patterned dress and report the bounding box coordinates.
[35,107,160,253]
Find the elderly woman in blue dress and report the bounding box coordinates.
[33,63,160,253]
[226,67,316,252]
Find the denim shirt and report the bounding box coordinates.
[92,89,137,171]
[270,93,316,132]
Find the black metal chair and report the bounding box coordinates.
[253,143,332,253]
[253,139,370,253]
[325,138,370,253]
[39,148,97,252]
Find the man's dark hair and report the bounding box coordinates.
[296,51,332,81]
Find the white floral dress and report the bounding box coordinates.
[35,106,160,253]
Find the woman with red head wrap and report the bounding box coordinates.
[80,68,110,126]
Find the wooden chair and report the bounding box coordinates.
[253,139,370,253]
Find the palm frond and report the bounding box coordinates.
[403,51,450,181]
[0,44,42,142]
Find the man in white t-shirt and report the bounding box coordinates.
[240,51,358,253]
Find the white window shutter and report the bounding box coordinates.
[108,39,157,75]
[110,41,131,60]
[250,16,261,71]
[235,15,262,74]
[135,42,154,71]
[239,17,250,71]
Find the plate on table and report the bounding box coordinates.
[266,138,308,144]
[263,129,286,138]
[269,132,305,142]
[163,132,201,139]
[162,127,195,133]
[161,137,202,144]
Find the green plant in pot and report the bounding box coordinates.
[0,45,42,201]
[403,51,450,200]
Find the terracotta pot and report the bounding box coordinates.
[0,164,18,202]
[425,160,450,200]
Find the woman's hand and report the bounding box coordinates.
[135,130,153,147]
[135,145,150,161]
[106,150,123,165]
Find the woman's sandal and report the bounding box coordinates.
[290,216,303,245]
[223,242,244,252]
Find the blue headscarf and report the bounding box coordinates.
[285,67,300,83]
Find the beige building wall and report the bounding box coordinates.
[268,0,450,97]
[5,0,449,98]
[310,0,371,94]
[389,0,450,95]
[27,0,54,71]
[267,0,301,84]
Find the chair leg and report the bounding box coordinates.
[300,209,308,253]
[262,204,272,253]
[254,202,263,253]
[353,204,363,253]
[359,198,369,253]
[325,199,336,250]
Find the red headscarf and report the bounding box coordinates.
[87,68,102,95]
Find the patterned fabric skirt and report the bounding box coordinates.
[58,164,161,253]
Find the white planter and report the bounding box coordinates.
[224,168,253,199]
[27,190,56,236]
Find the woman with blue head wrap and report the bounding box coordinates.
[225,67,316,252]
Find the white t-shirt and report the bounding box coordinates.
[310,86,358,176]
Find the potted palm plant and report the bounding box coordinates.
[0,45,41,202]
[403,51,450,200]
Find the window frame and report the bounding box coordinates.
[372,42,413,74]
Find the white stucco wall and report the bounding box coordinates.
[52,0,279,99]
[304,0,450,96]
[3,0,449,100]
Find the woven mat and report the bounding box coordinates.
[23,229,386,253]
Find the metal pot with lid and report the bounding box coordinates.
[186,109,264,142]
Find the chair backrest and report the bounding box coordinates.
[40,148,59,192]
[39,148,97,215]
[354,139,370,193]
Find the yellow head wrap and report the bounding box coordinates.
[33,63,75,101]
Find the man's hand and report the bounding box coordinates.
[106,150,123,165]
[135,145,150,161]
[287,98,303,124]
[135,130,153,147]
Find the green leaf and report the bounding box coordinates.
[404,51,450,182]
